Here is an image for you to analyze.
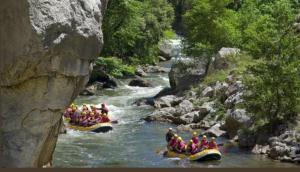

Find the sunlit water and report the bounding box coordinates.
[53,39,299,168]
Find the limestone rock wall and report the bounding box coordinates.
[0,0,107,167]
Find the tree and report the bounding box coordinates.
[242,0,300,130]
[182,0,241,71]
[102,0,174,64]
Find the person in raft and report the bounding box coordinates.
[90,105,100,115]
[191,132,199,145]
[186,140,198,155]
[98,103,109,115]
[208,137,218,149]
[175,137,186,153]
[64,103,76,118]
[166,128,175,143]
[63,107,72,118]
[168,134,178,151]
[82,104,90,113]
[199,135,209,151]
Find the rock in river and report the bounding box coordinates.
[129,78,153,87]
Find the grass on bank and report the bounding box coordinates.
[202,52,258,86]
[95,57,136,78]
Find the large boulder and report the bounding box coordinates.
[208,47,240,73]
[79,84,97,96]
[129,78,153,87]
[193,101,215,123]
[224,92,244,109]
[225,109,251,138]
[90,65,118,89]
[201,86,214,98]
[154,95,183,108]
[144,107,177,123]
[169,61,207,92]
[238,129,257,148]
[202,123,226,137]
[135,67,147,77]
[178,111,199,125]
[176,100,194,115]
[0,0,107,167]
[214,81,229,99]
[158,39,181,60]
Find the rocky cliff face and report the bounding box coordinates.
[0,0,107,167]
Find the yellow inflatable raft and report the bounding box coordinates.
[164,149,222,162]
[67,122,113,133]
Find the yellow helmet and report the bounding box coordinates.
[82,112,87,115]
[202,135,207,138]
[90,112,94,115]
[174,134,178,138]
[193,132,197,136]
[189,140,193,143]
[178,137,182,141]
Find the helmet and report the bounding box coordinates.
[193,132,197,136]
[212,137,216,140]
[189,140,193,143]
[82,112,87,115]
[169,128,173,131]
[178,137,182,141]
[202,135,207,138]
[90,112,95,115]
[174,134,178,138]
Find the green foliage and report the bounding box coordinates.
[102,0,174,64]
[203,53,256,85]
[240,0,300,128]
[163,29,177,39]
[203,70,228,86]
[239,0,297,59]
[95,57,136,78]
[183,0,242,59]
[244,58,300,129]
[181,0,300,130]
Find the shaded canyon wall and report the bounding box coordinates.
[0,0,107,167]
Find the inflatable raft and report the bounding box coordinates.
[67,122,113,133]
[164,149,222,162]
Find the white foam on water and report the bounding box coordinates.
[167,157,182,161]
[124,85,164,97]
[159,76,169,82]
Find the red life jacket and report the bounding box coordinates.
[188,143,197,154]
[200,139,208,148]
[192,137,199,144]
[208,141,218,149]
[169,138,177,148]
[176,141,186,151]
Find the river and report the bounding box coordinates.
[53,39,299,168]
